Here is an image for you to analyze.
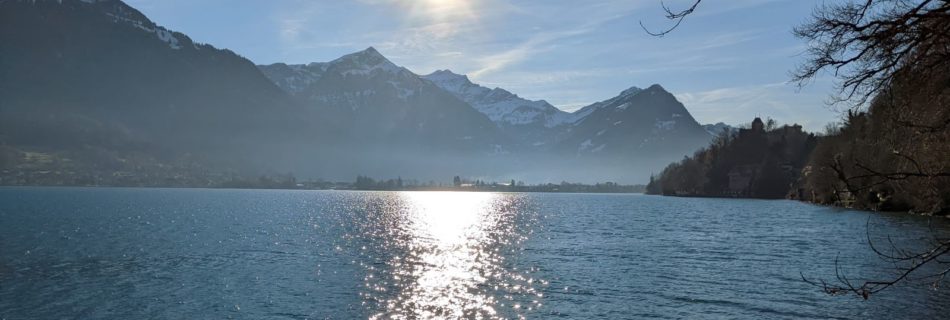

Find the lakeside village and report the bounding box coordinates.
[0,146,641,193]
[217,175,645,194]
[0,160,644,194]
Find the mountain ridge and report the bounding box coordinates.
[422,69,576,128]
[258,48,715,181]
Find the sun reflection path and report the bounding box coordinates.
[363,192,544,320]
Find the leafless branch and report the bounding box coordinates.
[640,0,703,37]
[793,0,950,108]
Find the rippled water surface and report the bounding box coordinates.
[1,187,948,319]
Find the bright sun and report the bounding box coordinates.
[414,0,476,23]
[383,0,477,40]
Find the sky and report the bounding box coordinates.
[124,0,843,131]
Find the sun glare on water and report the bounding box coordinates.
[363,191,543,319]
[404,191,494,245]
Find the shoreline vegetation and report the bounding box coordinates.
[646,68,949,216]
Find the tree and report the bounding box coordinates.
[453,175,462,187]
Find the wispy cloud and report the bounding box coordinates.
[468,3,645,79]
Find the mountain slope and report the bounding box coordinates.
[559,84,712,158]
[0,0,321,177]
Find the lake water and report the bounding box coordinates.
[1,187,948,319]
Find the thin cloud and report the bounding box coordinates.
[469,13,625,79]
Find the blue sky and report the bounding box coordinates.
[125,0,841,131]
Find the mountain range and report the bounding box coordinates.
[1,0,719,184]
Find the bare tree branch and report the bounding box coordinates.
[641,0,703,37]
[792,0,950,108]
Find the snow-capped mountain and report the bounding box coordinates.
[261,49,715,181]
[422,70,575,127]
[258,48,509,156]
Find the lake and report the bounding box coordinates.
[1,187,948,319]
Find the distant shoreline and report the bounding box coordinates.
[0,184,647,195]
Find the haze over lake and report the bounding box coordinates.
[1,187,948,319]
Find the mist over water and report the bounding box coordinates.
[1,187,948,319]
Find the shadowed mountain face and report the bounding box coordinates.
[0,0,324,175]
[558,84,712,158]
[3,0,714,184]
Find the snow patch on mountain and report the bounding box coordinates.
[423,70,574,127]
[620,86,643,97]
[155,29,180,49]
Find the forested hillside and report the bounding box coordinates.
[646,118,817,199]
